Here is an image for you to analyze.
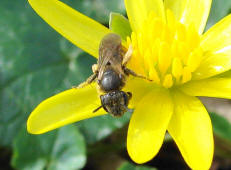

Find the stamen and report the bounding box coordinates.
[182,67,192,83]
[127,10,202,88]
[158,42,171,76]
[163,74,173,88]
[172,57,183,81]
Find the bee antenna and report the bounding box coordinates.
[93,105,103,113]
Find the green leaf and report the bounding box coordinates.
[118,161,157,170]
[210,112,231,158]
[0,0,95,146]
[210,112,231,142]
[62,0,126,24]
[0,0,130,147]
[11,125,86,170]
[206,0,231,30]
[109,12,132,41]
[78,113,131,144]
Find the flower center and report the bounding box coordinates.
[126,10,203,88]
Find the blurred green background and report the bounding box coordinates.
[0,0,231,169]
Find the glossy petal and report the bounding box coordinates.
[168,90,214,170]
[193,14,231,80]
[124,77,158,107]
[127,88,173,164]
[164,0,212,34]
[124,0,165,32]
[179,78,231,99]
[27,84,106,134]
[28,0,110,57]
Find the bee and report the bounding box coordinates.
[77,33,145,117]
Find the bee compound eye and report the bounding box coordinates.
[99,94,109,112]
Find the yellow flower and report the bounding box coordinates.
[27,0,231,169]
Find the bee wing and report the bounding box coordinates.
[98,48,113,79]
[98,33,121,67]
[98,33,124,80]
[98,49,124,80]
[108,54,124,74]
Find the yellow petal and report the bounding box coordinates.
[194,14,231,80]
[27,84,106,134]
[28,0,110,58]
[164,0,212,34]
[127,88,173,164]
[179,78,231,99]
[124,0,165,32]
[124,77,158,107]
[168,90,214,170]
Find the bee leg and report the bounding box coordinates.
[124,68,152,81]
[122,44,133,66]
[92,64,98,74]
[127,92,132,100]
[73,73,98,89]
[73,64,98,89]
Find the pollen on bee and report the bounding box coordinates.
[126,10,204,88]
